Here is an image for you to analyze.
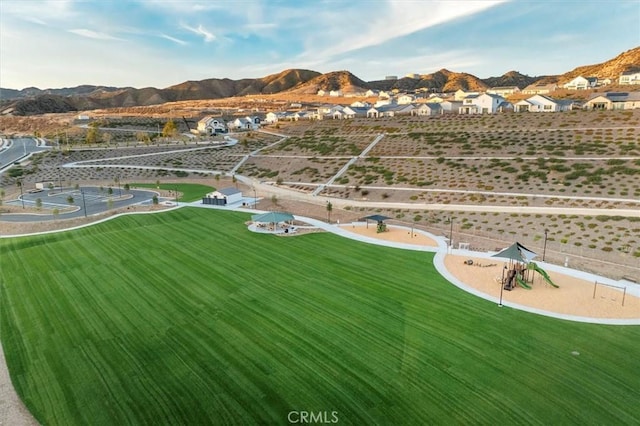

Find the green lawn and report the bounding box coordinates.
[1,208,639,425]
[130,182,215,202]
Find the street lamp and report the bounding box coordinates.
[116,175,121,197]
[449,216,454,250]
[253,187,257,209]
[499,264,507,307]
[80,188,87,217]
[17,179,24,209]
[542,228,549,262]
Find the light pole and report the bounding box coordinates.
[253,187,257,209]
[17,179,24,209]
[116,175,121,197]
[449,216,454,250]
[542,228,549,262]
[80,188,87,217]
[499,264,507,307]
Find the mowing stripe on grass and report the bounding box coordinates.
[1,207,639,424]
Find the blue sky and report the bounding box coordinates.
[1,0,638,90]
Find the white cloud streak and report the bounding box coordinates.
[68,29,124,41]
[161,34,188,45]
[181,23,216,42]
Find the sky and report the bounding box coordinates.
[1,0,639,90]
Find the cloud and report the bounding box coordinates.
[297,0,505,61]
[181,23,216,42]
[68,29,124,41]
[160,34,188,45]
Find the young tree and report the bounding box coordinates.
[232,175,237,188]
[152,195,159,205]
[326,201,333,224]
[123,183,130,192]
[85,123,100,144]
[35,198,42,210]
[271,194,278,206]
[162,119,178,138]
[107,187,113,196]
[0,189,4,206]
[53,208,60,221]
[67,195,74,205]
[107,198,114,210]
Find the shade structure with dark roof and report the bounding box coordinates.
[361,214,391,222]
[491,242,537,263]
[251,211,294,224]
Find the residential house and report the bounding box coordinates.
[231,116,261,131]
[487,86,521,96]
[427,94,447,103]
[264,111,285,124]
[350,100,371,108]
[522,83,558,95]
[563,76,597,90]
[196,116,227,135]
[317,89,326,96]
[514,94,573,112]
[619,71,640,85]
[583,92,640,110]
[459,93,507,114]
[440,100,462,113]
[397,94,416,105]
[454,89,479,101]
[411,103,442,116]
[329,90,343,97]
[341,106,368,118]
[378,91,392,99]
[365,89,379,97]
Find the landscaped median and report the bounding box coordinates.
[1,208,639,424]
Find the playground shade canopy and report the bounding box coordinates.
[491,242,537,263]
[251,211,294,223]
[361,214,391,222]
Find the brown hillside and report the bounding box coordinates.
[544,46,640,84]
[288,71,369,95]
[481,71,540,89]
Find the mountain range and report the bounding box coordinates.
[1,47,638,116]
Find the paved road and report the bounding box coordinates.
[0,187,158,222]
[0,138,50,173]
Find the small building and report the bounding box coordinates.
[202,187,243,206]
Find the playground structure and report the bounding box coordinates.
[492,242,558,292]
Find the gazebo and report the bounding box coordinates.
[250,211,295,234]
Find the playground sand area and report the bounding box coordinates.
[445,255,639,319]
[340,223,439,247]
[341,224,638,319]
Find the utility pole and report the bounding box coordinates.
[543,229,549,262]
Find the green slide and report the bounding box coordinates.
[516,275,532,290]
[529,262,559,288]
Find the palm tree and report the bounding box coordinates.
[326,201,333,224]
